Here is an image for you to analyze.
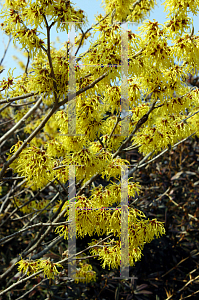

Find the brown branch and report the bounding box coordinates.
[0,92,39,104]
[0,221,70,245]
[0,102,10,113]
[76,172,100,196]
[73,98,155,197]
[10,99,38,107]
[75,11,111,57]
[0,196,69,281]
[0,95,43,145]
[24,49,30,75]
[22,191,60,230]
[76,42,99,63]
[97,135,105,149]
[0,179,28,224]
[0,34,12,66]
[105,114,120,148]
[0,234,113,297]
[161,251,199,279]
[0,270,44,297]
[113,101,157,159]
[1,176,24,181]
[57,234,114,265]
[43,14,59,104]
[58,70,109,107]
[134,132,196,171]
[0,97,57,180]
[0,180,17,215]
[30,235,64,260]
[15,278,48,300]
[0,179,57,228]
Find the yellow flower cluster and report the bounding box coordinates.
[16,257,63,279]
[88,218,165,270]
[101,0,157,24]
[0,0,88,58]
[8,143,55,190]
[101,157,130,181]
[75,262,96,284]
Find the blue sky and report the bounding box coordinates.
[0,0,198,79]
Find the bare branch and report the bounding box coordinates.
[43,14,59,104]
[58,70,109,107]
[106,114,120,148]
[10,99,39,107]
[15,278,48,300]
[0,270,44,297]
[0,92,39,104]
[31,235,64,260]
[0,34,12,66]
[182,109,199,123]
[0,221,70,245]
[113,101,157,158]
[0,96,57,180]
[0,95,43,145]
[75,11,111,57]
[0,180,17,215]
[57,234,114,265]
[127,132,196,178]
[0,102,10,113]
[24,49,30,75]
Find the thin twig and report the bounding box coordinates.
[0,34,12,66]
[10,99,39,107]
[0,95,56,180]
[0,102,10,113]
[1,176,25,181]
[75,12,111,57]
[0,221,71,245]
[24,49,30,75]
[0,180,17,214]
[0,269,44,297]
[15,278,48,300]
[97,135,105,149]
[113,101,157,158]
[136,132,196,170]
[182,109,199,123]
[58,70,109,107]
[31,235,64,260]
[0,198,69,280]
[0,92,39,104]
[57,234,114,265]
[0,95,43,145]
[43,14,59,104]
[106,114,120,148]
